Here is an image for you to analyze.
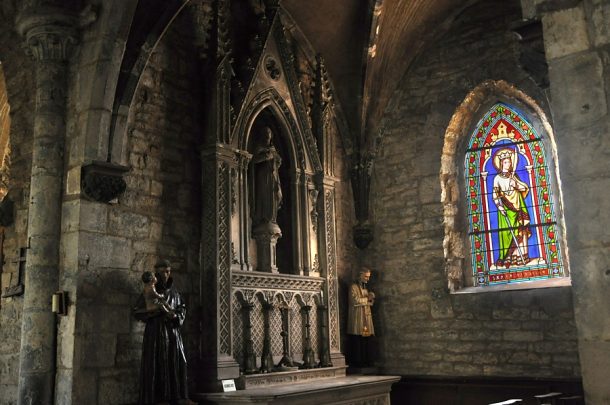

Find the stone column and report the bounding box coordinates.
[235,150,252,271]
[252,222,281,273]
[15,6,77,404]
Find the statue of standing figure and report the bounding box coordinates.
[347,267,376,368]
[252,127,283,228]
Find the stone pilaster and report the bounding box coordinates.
[199,144,240,388]
[15,6,77,405]
[315,174,345,367]
[535,1,610,403]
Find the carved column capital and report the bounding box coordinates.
[16,5,80,61]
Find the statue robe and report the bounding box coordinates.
[347,283,374,337]
[493,172,531,266]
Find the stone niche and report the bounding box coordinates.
[225,101,340,381]
[195,13,398,404]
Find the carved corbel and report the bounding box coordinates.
[81,161,129,203]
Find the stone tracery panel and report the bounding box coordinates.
[232,272,325,371]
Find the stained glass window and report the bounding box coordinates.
[465,103,564,286]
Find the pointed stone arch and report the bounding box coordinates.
[235,87,311,173]
[440,79,568,291]
[0,65,10,201]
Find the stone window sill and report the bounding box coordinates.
[451,277,571,294]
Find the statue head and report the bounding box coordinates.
[357,267,372,283]
[141,270,156,285]
[493,148,518,173]
[261,127,273,145]
[154,259,172,284]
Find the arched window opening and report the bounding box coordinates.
[0,64,10,201]
[465,102,565,287]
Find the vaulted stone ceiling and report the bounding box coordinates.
[283,0,474,153]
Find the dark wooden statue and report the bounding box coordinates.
[133,260,188,404]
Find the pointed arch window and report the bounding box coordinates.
[465,103,565,287]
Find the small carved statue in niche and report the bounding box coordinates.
[347,267,376,368]
[252,126,283,228]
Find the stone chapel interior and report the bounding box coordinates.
[0,0,608,404]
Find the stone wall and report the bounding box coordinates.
[529,0,610,402]
[0,5,36,404]
[368,0,580,378]
[59,15,202,404]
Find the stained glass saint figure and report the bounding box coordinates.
[492,147,531,267]
[465,103,565,286]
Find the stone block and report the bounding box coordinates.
[562,179,610,247]
[151,180,163,197]
[60,231,80,271]
[492,307,531,320]
[453,362,482,374]
[549,52,606,129]
[79,233,132,269]
[552,352,580,364]
[65,166,81,196]
[562,249,610,339]
[79,333,117,368]
[443,353,472,362]
[0,383,17,405]
[71,369,98,405]
[589,0,610,46]
[542,6,591,59]
[460,329,502,341]
[431,299,454,319]
[77,305,131,334]
[75,61,117,111]
[97,370,139,405]
[54,368,73,405]
[0,353,19,385]
[556,121,610,179]
[61,200,80,233]
[503,330,543,342]
[79,200,109,233]
[0,272,12,290]
[418,175,441,204]
[578,340,610,403]
[115,334,142,367]
[508,351,549,364]
[472,353,499,365]
[108,209,151,239]
[57,316,75,369]
[483,364,528,376]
